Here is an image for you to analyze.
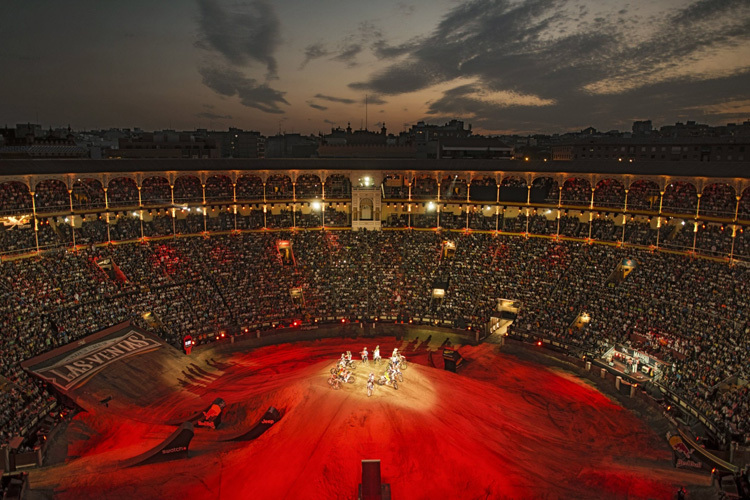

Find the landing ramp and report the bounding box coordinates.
[222,406,281,442]
[119,422,194,468]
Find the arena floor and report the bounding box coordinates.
[25,330,713,499]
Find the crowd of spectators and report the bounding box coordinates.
[205,175,233,203]
[266,174,293,200]
[738,190,750,221]
[500,177,527,189]
[295,174,323,199]
[440,176,468,200]
[141,176,171,206]
[235,175,265,201]
[700,183,737,219]
[412,176,438,200]
[382,176,409,199]
[531,177,558,204]
[627,180,660,211]
[593,179,625,209]
[34,180,69,212]
[2,209,750,262]
[324,175,351,199]
[561,178,591,206]
[662,182,698,215]
[1,216,750,449]
[173,175,203,204]
[107,177,140,208]
[0,182,33,215]
[71,178,105,211]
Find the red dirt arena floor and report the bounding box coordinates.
[25,331,712,500]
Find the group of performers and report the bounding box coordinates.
[328,345,406,395]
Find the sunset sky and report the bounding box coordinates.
[1,0,749,135]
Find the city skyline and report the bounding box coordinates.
[1,0,749,136]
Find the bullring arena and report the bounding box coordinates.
[1,158,749,499]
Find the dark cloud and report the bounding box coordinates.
[307,101,328,111]
[346,0,750,132]
[332,44,363,67]
[373,38,419,59]
[196,0,281,79]
[314,94,357,105]
[429,71,750,134]
[323,119,337,125]
[300,42,329,69]
[363,95,387,105]
[195,111,232,120]
[301,21,385,68]
[199,66,288,114]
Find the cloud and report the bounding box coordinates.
[332,44,363,67]
[373,38,419,59]
[314,94,357,105]
[196,0,281,79]
[300,42,329,69]
[323,119,337,125]
[343,0,750,133]
[363,95,387,105]
[195,111,232,120]
[307,101,328,111]
[199,66,288,114]
[424,78,554,117]
[681,97,750,119]
[301,21,385,69]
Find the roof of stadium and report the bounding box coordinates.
[0,158,748,179]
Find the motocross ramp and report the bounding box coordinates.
[118,422,194,468]
[222,406,281,442]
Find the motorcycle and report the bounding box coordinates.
[377,374,398,390]
[395,354,408,370]
[327,374,341,390]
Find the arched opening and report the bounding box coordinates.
[662,181,697,215]
[72,178,105,210]
[296,174,322,199]
[0,181,33,215]
[107,177,139,208]
[34,179,70,212]
[205,175,233,202]
[141,176,171,205]
[266,174,293,200]
[560,177,591,206]
[593,179,625,209]
[173,175,203,204]
[700,183,736,218]
[628,180,660,211]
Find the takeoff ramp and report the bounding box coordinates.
[222,406,281,442]
[119,422,194,468]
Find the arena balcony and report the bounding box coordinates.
[0,157,747,256]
